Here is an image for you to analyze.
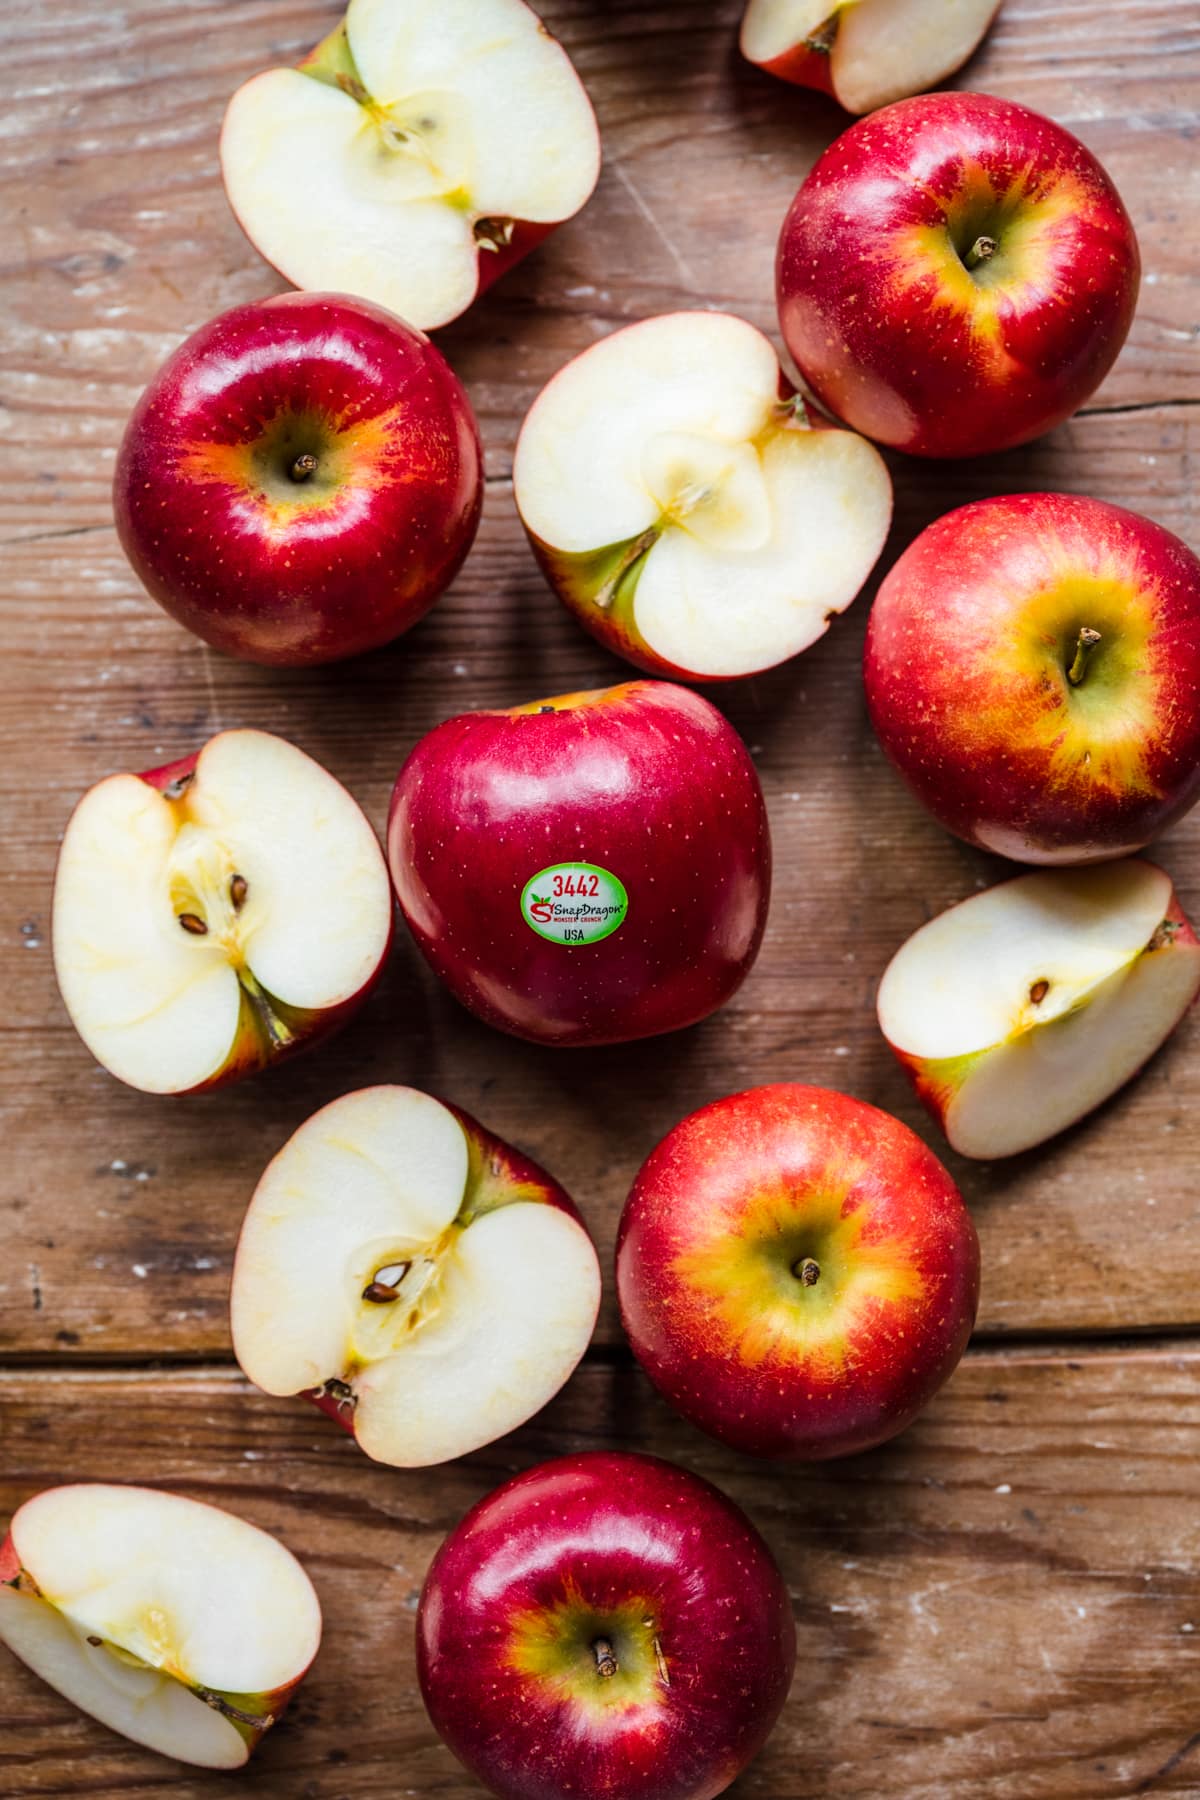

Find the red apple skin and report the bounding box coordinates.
[617,1085,979,1461]
[417,1451,795,1800]
[387,682,771,1047]
[776,92,1140,458]
[864,494,1200,864]
[113,292,482,666]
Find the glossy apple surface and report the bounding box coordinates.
[417,1451,795,1800]
[617,1085,979,1459]
[777,92,1140,458]
[864,494,1200,863]
[114,292,482,665]
[388,682,771,1046]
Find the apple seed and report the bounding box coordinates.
[230,873,249,911]
[177,912,208,936]
[1029,978,1050,1004]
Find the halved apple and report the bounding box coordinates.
[230,1086,602,1467]
[51,729,393,1095]
[0,1484,321,1769]
[512,311,892,681]
[740,0,1002,114]
[878,860,1200,1159]
[220,0,601,332]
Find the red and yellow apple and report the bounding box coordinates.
[741,0,1002,115]
[776,92,1140,458]
[231,1085,601,1466]
[417,1451,795,1800]
[0,1485,320,1769]
[878,860,1200,1159]
[52,729,393,1094]
[616,1085,979,1460]
[387,681,771,1046]
[114,292,482,665]
[864,494,1200,863]
[220,0,601,332]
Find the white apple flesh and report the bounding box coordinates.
[513,311,892,680]
[0,1484,321,1769]
[878,860,1200,1159]
[740,0,1001,114]
[51,729,393,1096]
[220,0,601,332]
[231,1086,602,1467]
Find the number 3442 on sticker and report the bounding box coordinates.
[521,863,629,946]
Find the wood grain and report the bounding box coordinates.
[3,1349,1200,1799]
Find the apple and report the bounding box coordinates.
[741,0,1001,114]
[113,292,482,666]
[417,1450,795,1800]
[776,92,1140,458]
[52,728,393,1095]
[388,681,771,1046]
[512,311,892,681]
[231,1085,601,1466]
[0,1484,320,1769]
[878,860,1200,1160]
[863,494,1200,863]
[220,0,601,333]
[616,1084,979,1460]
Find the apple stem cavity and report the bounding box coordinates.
[964,235,998,271]
[591,1637,618,1679]
[793,1256,821,1287]
[289,453,319,483]
[594,524,662,611]
[1067,626,1103,686]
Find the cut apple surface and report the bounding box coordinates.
[0,1484,320,1769]
[513,311,892,680]
[52,729,392,1095]
[878,861,1200,1159]
[231,1086,602,1467]
[741,0,1001,114]
[220,0,601,332]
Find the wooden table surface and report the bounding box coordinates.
[2,1,1199,1794]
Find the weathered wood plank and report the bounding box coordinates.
[2,1349,1200,1799]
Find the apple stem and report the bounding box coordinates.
[595,524,662,611]
[964,235,997,271]
[794,1256,821,1287]
[290,453,319,483]
[1067,627,1102,686]
[591,1638,618,1679]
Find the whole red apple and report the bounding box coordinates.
[417,1451,796,1800]
[113,292,482,665]
[387,681,771,1046]
[776,92,1140,458]
[864,494,1200,864]
[617,1085,979,1460]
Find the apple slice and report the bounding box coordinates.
[878,860,1200,1160]
[231,1086,602,1467]
[740,0,1002,114]
[52,729,392,1095]
[220,0,601,332]
[513,311,892,681]
[0,1484,320,1769]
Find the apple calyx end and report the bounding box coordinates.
[1067,626,1103,687]
[1148,917,1183,954]
[473,215,516,254]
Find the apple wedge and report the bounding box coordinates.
[0,1484,320,1769]
[52,729,392,1095]
[513,312,892,681]
[230,1086,602,1466]
[220,0,601,332]
[878,861,1200,1159]
[740,0,1002,115]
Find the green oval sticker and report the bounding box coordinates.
[521,863,629,946]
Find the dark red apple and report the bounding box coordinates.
[617,1085,980,1460]
[776,92,1140,458]
[387,681,771,1046]
[113,292,482,665]
[864,493,1200,863]
[417,1451,796,1800]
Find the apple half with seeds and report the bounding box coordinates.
[740,0,1002,115]
[230,1086,602,1466]
[220,0,601,332]
[513,311,892,680]
[0,1484,320,1769]
[52,729,392,1095]
[878,860,1200,1159]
